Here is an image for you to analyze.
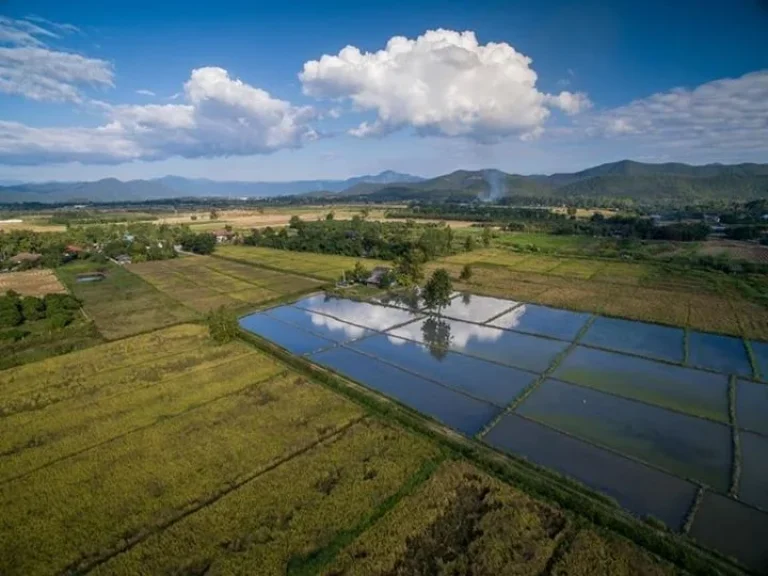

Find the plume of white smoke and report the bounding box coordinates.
[482,169,506,202]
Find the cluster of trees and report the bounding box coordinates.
[180,232,217,255]
[0,222,186,269]
[0,291,82,336]
[550,215,710,242]
[386,204,568,224]
[244,217,455,262]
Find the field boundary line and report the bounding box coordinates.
[201,262,275,289]
[212,252,331,282]
[537,521,580,576]
[682,487,706,535]
[743,339,759,380]
[286,454,446,575]
[0,369,290,487]
[67,415,366,576]
[475,315,597,440]
[728,376,742,499]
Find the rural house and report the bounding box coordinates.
[366,266,392,286]
[213,229,235,243]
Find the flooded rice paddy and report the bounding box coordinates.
[688,331,752,376]
[240,291,768,560]
[552,346,729,422]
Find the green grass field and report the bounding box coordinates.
[57,261,197,340]
[215,245,390,281]
[130,255,324,313]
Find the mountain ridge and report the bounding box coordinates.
[2,161,768,203]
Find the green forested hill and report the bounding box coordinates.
[339,161,768,203]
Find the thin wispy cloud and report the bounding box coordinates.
[0,16,112,103]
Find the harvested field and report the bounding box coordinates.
[131,255,324,313]
[0,269,67,296]
[57,261,196,340]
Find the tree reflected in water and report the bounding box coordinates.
[421,315,453,361]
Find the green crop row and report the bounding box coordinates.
[0,338,254,419]
[0,323,210,400]
[0,351,279,483]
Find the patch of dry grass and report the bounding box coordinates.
[0,269,67,296]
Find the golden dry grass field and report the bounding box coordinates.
[0,269,68,296]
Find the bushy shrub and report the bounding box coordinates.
[47,312,74,330]
[0,295,22,328]
[44,294,81,317]
[21,296,46,321]
[0,327,29,341]
[206,306,238,343]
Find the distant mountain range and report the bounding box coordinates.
[2,161,768,204]
[329,160,768,203]
[0,170,424,204]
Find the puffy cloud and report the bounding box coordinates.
[300,29,590,142]
[0,17,113,103]
[0,67,317,164]
[584,71,768,152]
[546,91,592,115]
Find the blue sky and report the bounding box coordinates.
[1,0,767,182]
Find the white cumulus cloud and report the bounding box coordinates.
[300,29,591,142]
[0,67,317,164]
[0,17,113,103]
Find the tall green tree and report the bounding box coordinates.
[422,268,453,313]
[395,249,425,286]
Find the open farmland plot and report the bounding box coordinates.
[130,255,324,313]
[241,292,768,570]
[0,325,377,575]
[0,269,67,296]
[215,244,390,281]
[92,419,439,576]
[57,261,196,339]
